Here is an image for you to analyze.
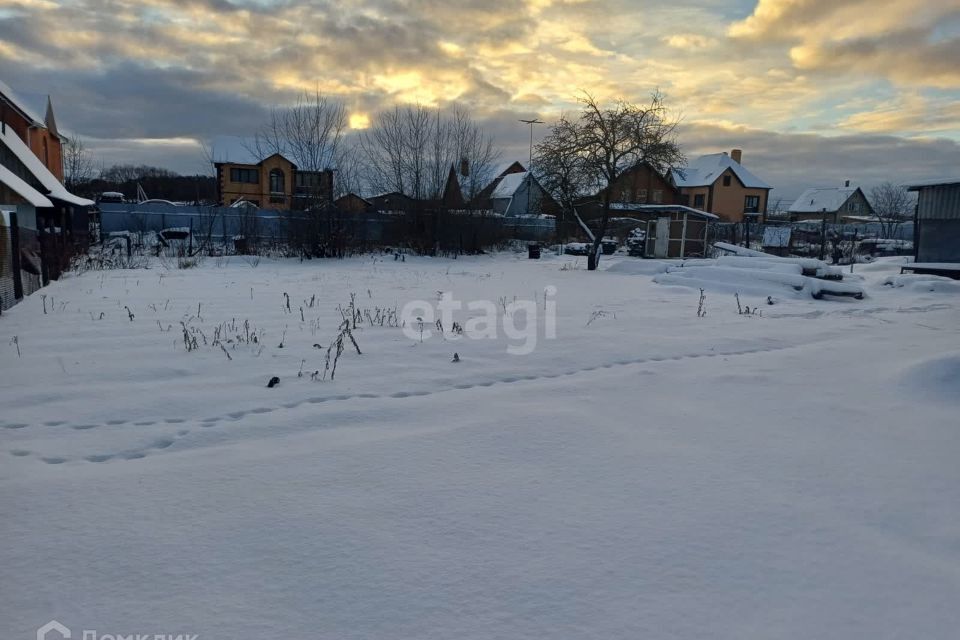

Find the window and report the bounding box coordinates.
[230,168,259,184]
[744,195,760,213]
[652,189,663,204]
[296,172,321,189]
[638,189,648,203]
[269,168,285,194]
[722,175,732,187]
[693,194,705,209]
[849,200,861,213]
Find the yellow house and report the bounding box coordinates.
[215,153,333,210]
[669,149,771,223]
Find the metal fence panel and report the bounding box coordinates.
[0,215,15,312]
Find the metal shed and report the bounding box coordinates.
[908,179,960,263]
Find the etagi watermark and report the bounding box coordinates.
[400,286,558,356]
[37,620,197,640]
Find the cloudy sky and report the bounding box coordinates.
[2,0,959,199]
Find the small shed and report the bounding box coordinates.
[604,203,717,258]
[908,179,960,263]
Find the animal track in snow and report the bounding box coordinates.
[8,340,817,466]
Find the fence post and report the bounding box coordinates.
[820,212,827,261]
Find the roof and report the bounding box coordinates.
[491,171,529,199]
[214,152,298,169]
[608,202,719,220]
[0,164,54,207]
[334,193,372,205]
[44,96,59,137]
[789,187,859,213]
[907,178,960,191]
[0,78,44,126]
[671,153,770,189]
[0,124,94,207]
[470,161,528,209]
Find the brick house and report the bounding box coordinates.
[0,80,64,181]
[668,149,771,222]
[1,81,93,305]
[573,162,681,220]
[215,153,333,210]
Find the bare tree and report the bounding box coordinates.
[332,140,365,198]
[533,114,593,243]
[361,104,500,201]
[362,106,408,196]
[446,105,500,202]
[245,90,347,173]
[534,91,684,269]
[63,135,95,190]
[869,181,913,239]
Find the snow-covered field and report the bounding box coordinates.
[2,252,959,639]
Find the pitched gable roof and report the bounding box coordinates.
[470,161,528,209]
[0,164,54,207]
[789,186,869,214]
[44,96,59,137]
[671,153,770,190]
[0,124,93,206]
[442,165,465,208]
[257,152,296,168]
[0,79,44,127]
[491,171,529,199]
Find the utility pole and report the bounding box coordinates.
[518,119,543,216]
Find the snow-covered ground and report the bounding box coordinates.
[2,252,959,639]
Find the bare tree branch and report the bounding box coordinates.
[533,91,684,269]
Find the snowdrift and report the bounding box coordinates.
[604,260,670,275]
[900,354,960,404]
[883,274,960,294]
[653,265,864,299]
[639,245,866,300]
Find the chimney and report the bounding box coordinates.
[731,149,742,164]
[844,179,850,188]
[460,157,469,178]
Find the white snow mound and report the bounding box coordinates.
[900,354,960,403]
[883,274,960,293]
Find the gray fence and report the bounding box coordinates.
[710,220,914,259]
[99,203,287,244]
[98,202,557,253]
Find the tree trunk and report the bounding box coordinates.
[588,195,612,271]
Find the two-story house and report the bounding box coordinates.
[1,80,93,297]
[668,149,771,222]
[215,153,333,210]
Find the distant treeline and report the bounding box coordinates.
[71,164,217,204]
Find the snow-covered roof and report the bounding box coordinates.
[0,164,54,207]
[788,187,857,213]
[907,178,960,190]
[0,124,93,207]
[0,78,44,126]
[671,153,770,189]
[608,202,719,220]
[491,171,528,199]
